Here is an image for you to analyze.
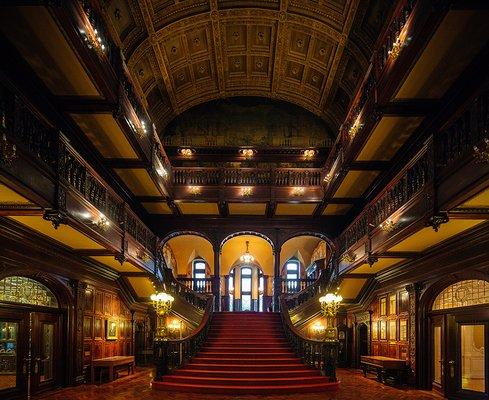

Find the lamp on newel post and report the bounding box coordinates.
[318,292,342,382]
[319,293,342,340]
[151,291,174,381]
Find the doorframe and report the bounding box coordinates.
[0,272,74,393]
[419,272,489,395]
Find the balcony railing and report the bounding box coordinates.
[172,167,323,186]
[435,91,488,168]
[1,83,156,254]
[177,278,214,294]
[281,278,316,294]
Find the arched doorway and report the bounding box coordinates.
[427,279,489,399]
[0,275,66,399]
[221,234,273,312]
[228,264,264,312]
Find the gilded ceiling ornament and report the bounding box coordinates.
[257,31,264,41]
[297,38,304,48]
[319,48,326,56]
[232,31,240,40]
[256,60,263,69]
[171,46,177,54]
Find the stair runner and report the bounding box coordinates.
[152,312,339,395]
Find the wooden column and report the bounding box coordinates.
[70,279,87,384]
[213,246,221,311]
[223,274,230,311]
[273,247,281,312]
[406,282,424,387]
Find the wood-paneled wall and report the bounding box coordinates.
[370,288,410,361]
[82,285,133,373]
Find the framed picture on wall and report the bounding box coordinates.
[380,320,387,340]
[94,317,103,339]
[400,319,408,341]
[106,319,118,340]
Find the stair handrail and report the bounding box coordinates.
[280,296,338,382]
[153,295,214,381]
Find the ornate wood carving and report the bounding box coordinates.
[70,279,87,384]
[405,282,423,380]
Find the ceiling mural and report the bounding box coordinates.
[101,0,394,136]
[162,97,334,148]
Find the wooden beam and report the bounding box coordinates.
[105,159,149,169]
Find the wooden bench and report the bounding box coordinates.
[91,356,135,384]
[360,355,407,385]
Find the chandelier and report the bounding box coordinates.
[319,293,343,317]
[240,241,254,264]
[150,292,174,317]
[0,133,17,166]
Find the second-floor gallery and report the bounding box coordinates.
[0,0,488,399]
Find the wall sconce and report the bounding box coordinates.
[474,138,489,163]
[241,187,253,196]
[240,148,256,159]
[323,172,333,183]
[291,187,305,197]
[155,159,168,179]
[347,115,364,140]
[80,27,106,54]
[388,34,412,60]
[179,148,195,157]
[311,321,326,335]
[303,149,316,159]
[136,248,151,263]
[0,132,17,166]
[188,186,201,195]
[379,218,396,232]
[340,251,357,263]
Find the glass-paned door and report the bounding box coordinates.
[445,314,488,399]
[432,315,444,393]
[240,268,252,311]
[0,310,28,399]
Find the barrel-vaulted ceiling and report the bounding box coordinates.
[102,0,394,135]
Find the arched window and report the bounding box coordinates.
[0,276,58,308]
[192,259,206,279]
[285,260,299,280]
[432,279,489,311]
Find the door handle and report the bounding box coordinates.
[448,360,455,378]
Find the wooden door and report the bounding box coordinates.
[0,309,29,400]
[431,315,445,395]
[30,312,62,395]
[445,312,488,399]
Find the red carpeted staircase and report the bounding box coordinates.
[152,312,339,395]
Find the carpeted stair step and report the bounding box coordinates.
[173,369,320,378]
[162,374,328,387]
[152,381,340,395]
[186,362,310,372]
[152,312,339,395]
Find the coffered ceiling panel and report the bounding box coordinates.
[101,0,387,135]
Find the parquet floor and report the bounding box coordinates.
[35,368,443,400]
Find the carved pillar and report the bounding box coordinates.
[273,247,281,312]
[223,274,230,312]
[406,282,424,387]
[213,246,221,311]
[70,279,87,384]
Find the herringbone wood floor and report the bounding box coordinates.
[34,368,443,400]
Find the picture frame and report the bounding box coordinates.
[106,319,118,340]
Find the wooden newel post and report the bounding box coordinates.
[154,340,170,381]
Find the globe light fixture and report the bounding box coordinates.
[239,241,254,264]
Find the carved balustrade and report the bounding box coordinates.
[436,91,488,168]
[172,167,322,187]
[177,277,214,294]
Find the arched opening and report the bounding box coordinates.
[221,234,273,312]
[0,275,68,397]
[280,235,328,294]
[425,278,489,398]
[163,234,215,294]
